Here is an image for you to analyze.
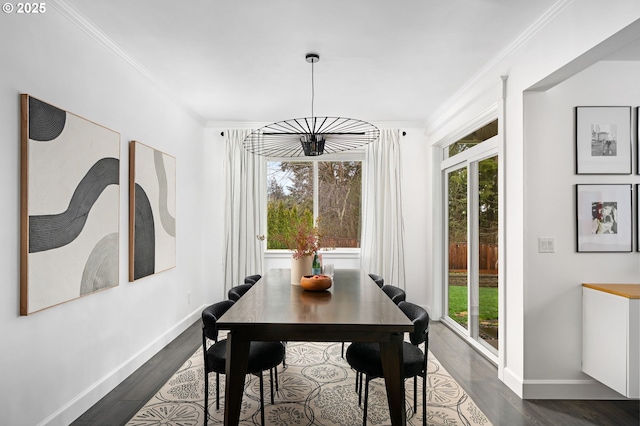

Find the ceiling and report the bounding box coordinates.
[63,0,559,126]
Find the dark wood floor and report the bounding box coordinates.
[72,320,639,426]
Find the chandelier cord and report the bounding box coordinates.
[311,59,315,121]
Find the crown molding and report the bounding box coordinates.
[49,0,207,126]
[424,0,574,135]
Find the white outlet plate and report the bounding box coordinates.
[538,237,555,253]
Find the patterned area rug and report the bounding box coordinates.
[127,339,492,425]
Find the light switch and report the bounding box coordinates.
[538,237,555,253]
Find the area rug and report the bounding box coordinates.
[127,339,492,425]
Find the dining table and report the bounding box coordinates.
[216,268,414,425]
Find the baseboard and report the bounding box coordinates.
[522,378,633,400]
[502,367,524,398]
[502,366,634,400]
[40,306,205,426]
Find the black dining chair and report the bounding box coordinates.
[381,285,406,304]
[346,301,430,426]
[228,283,253,301]
[341,280,403,358]
[202,300,285,425]
[368,273,384,288]
[245,274,262,285]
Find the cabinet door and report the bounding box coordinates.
[582,288,628,395]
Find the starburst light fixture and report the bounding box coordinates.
[243,53,380,157]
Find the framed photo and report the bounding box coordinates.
[20,94,120,315]
[576,184,632,252]
[129,141,176,281]
[637,107,640,175]
[575,106,631,174]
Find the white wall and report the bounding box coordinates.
[523,60,640,398]
[398,129,432,309]
[426,0,640,398]
[203,128,227,303]
[0,10,212,426]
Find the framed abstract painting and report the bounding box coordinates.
[575,184,632,252]
[129,141,176,281]
[20,94,120,315]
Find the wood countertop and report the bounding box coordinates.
[582,283,640,299]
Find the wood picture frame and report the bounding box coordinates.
[129,141,176,281]
[575,106,631,174]
[20,94,120,315]
[576,184,632,252]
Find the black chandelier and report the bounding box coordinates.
[243,53,379,157]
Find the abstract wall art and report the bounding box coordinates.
[129,141,176,281]
[20,94,120,315]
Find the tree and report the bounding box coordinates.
[266,160,362,249]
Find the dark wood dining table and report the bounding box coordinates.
[216,268,414,425]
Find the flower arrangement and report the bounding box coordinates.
[291,220,321,260]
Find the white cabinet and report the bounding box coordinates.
[582,284,640,398]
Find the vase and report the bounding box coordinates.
[291,255,313,285]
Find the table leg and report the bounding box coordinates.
[223,332,250,426]
[380,333,406,425]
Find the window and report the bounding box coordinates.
[267,160,362,250]
[442,119,499,359]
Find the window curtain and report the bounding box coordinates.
[223,129,265,293]
[361,129,406,289]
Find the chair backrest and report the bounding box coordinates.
[202,300,235,341]
[381,285,406,305]
[368,273,384,288]
[244,274,262,285]
[228,283,253,301]
[398,301,430,346]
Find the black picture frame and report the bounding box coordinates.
[636,107,639,175]
[576,184,632,252]
[575,106,632,174]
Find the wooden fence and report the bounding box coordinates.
[449,243,498,274]
[321,237,360,248]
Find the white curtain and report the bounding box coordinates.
[223,129,265,293]
[361,129,406,289]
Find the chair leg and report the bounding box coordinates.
[274,366,279,392]
[422,371,427,426]
[283,341,287,367]
[270,368,275,404]
[363,375,370,426]
[342,341,345,358]
[204,371,209,426]
[358,372,363,405]
[215,372,220,411]
[414,374,417,411]
[259,372,265,425]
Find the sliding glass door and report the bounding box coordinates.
[443,120,499,359]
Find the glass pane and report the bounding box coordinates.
[448,167,468,330]
[318,161,362,248]
[445,119,498,159]
[478,156,499,351]
[267,161,313,249]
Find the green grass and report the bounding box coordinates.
[448,285,498,326]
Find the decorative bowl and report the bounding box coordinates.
[300,274,332,291]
